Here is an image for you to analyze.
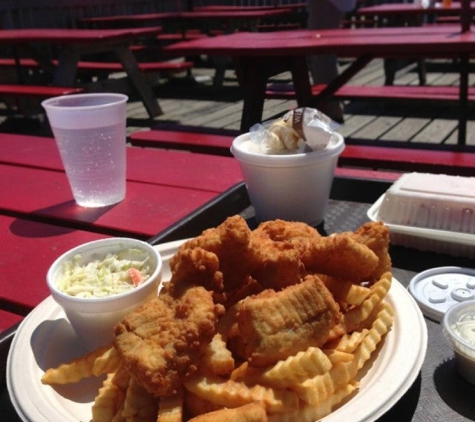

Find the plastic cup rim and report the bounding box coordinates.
[41,93,128,111]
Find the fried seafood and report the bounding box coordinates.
[345,221,391,283]
[114,282,224,397]
[169,215,253,297]
[235,274,340,367]
[42,216,395,422]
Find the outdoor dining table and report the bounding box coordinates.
[1,164,475,421]
[164,24,475,145]
[0,132,245,320]
[0,27,164,118]
[78,8,292,33]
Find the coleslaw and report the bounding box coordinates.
[56,248,152,298]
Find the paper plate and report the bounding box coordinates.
[7,239,427,422]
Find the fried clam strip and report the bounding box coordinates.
[114,282,224,397]
[347,221,392,283]
[41,344,113,385]
[184,375,299,413]
[235,274,340,367]
[299,233,379,281]
[188,402,268,422]
[292,302,394,406]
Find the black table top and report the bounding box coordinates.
[2,176,475,422]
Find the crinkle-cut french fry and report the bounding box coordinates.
[93,346,122,377]
[92,372,125,422]
[293,301,394,406]
[184,375,299,413]
[324,329,369,354]
[188,402,268,422]
[260,347,332,388]
[268,381,358,422]
[340,272,392,334]
[352,302,394,371]
[41,344,112,385]
[322,349,354,365]
[122,377,159,422]
[320,275,371,306]
[111,367,131,392]
[157,388,184,422]
[185,391,223,418]
[201,333,235,376]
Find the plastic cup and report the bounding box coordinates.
[231,132,345,226]
[42,93,128,207]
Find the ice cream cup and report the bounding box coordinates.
[231,131,344,226]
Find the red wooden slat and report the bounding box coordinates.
[0,134,243,193]
[0,214,110,311]
[265,84,475,102]
[0,310,23,333]
[0,164,219,238]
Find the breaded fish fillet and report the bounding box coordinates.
[235,274,340,367]
[114,283,224,397]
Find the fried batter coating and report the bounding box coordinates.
[114,283,224,397]
[169,215,253,296]
[346,222,392,283]
[235,274,340,367]
[248,220,320,290]
[297,233,379,281]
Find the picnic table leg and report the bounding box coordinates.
[311,55,373,105]
[234,57,269,132]
[53,49,80,86]
[458,52,469,147]
[115,47,163,118]
[288,56,313,106]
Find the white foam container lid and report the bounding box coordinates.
[377,173,475,233]
[367,173,475,259]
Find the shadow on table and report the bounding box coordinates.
[434,358,475,420]
[377,373,421,422]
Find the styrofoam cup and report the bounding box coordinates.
[47,238,162,351]
[231,132,345,226]
[42,93,128,207]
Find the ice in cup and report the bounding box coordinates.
[42,93,128,207]
[231,109,345,226]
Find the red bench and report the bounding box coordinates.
[0,84,83,98]
[129,129,235,156]
[265,84,475,104]
[0,57,194,76]
[129,129,475,176]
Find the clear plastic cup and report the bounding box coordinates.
[231,132,344,226]
[42,93,128,207]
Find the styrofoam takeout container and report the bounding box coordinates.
[367,173,475,258]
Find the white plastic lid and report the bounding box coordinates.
[408,266,475,322]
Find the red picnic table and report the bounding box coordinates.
[164,23,475,145]
[78,9,292,32]
[0,132,244,323]
[0,27,163,118]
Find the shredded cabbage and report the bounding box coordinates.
[57,248,152,298]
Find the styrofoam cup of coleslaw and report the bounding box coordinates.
[47,237,162,351]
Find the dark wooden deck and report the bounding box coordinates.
[1,57,474,148]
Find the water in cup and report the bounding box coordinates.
[42,93,128,208]
[53,124,126,207]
